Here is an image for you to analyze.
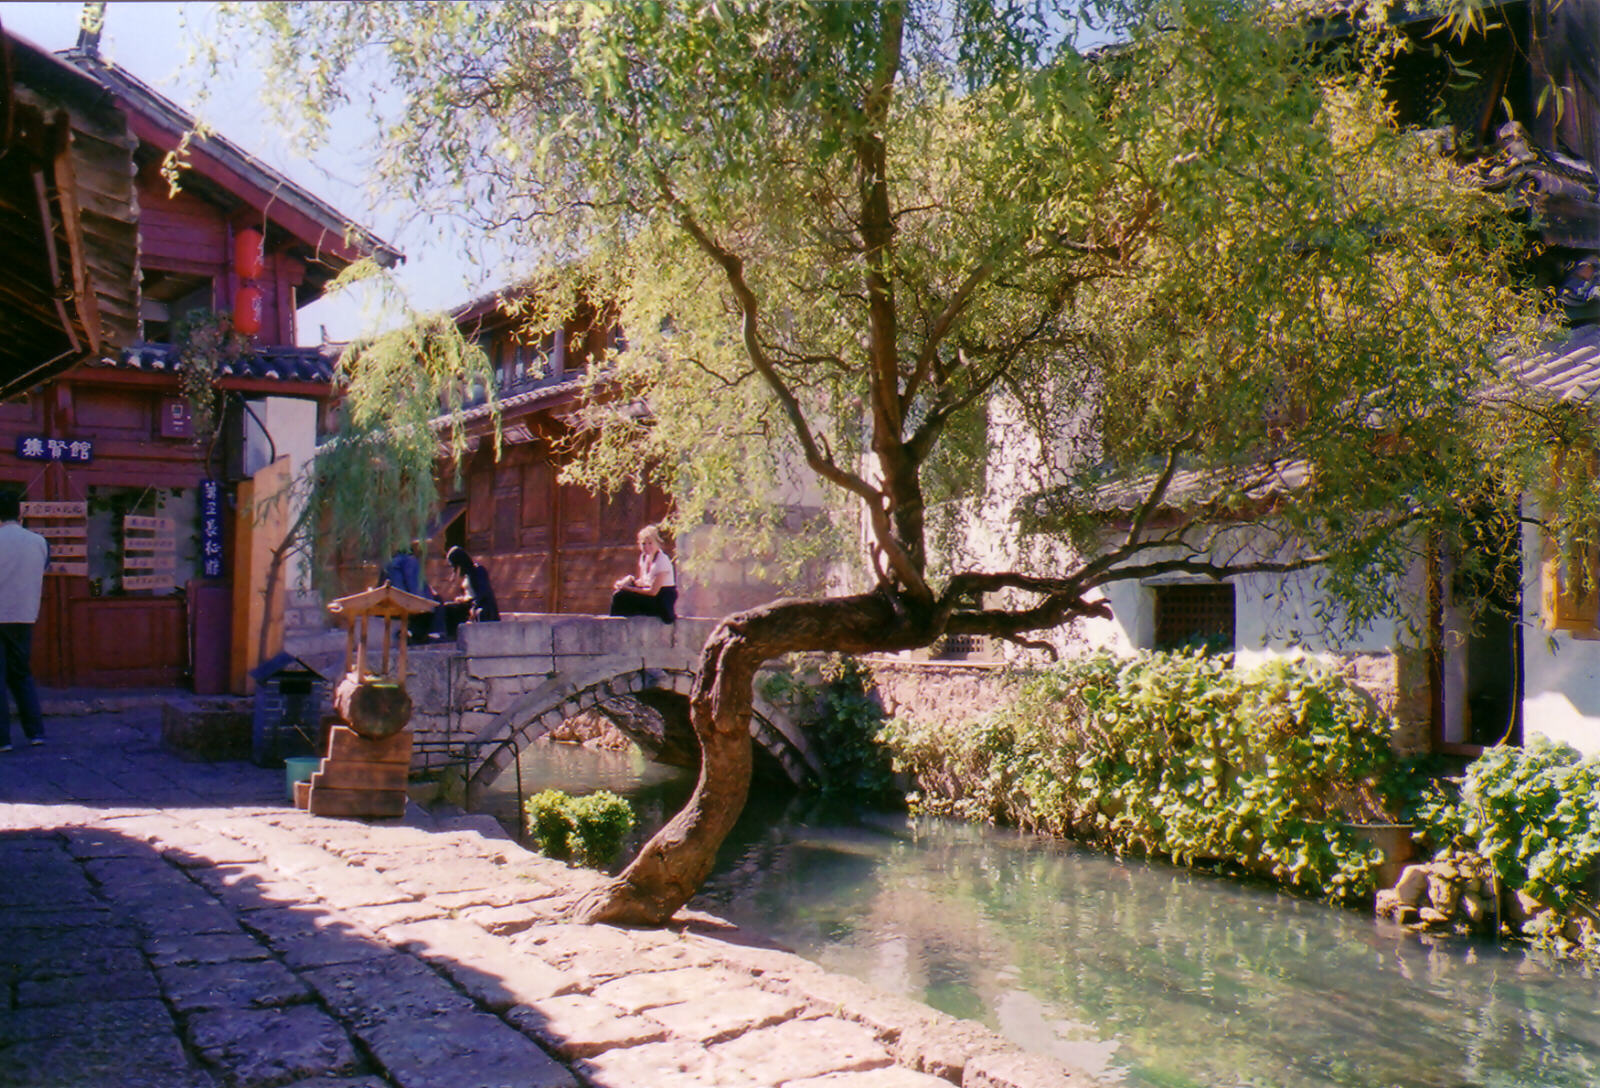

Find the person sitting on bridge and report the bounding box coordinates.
[442,545,500,635]
[609,524,677,624]
[382,542,442,645]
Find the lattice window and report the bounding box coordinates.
[1153,583,1235,651]
[935,633,989,659]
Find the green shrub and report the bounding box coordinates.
[523,789,636,867]
[1414,737,1600,910]
[525,790,575,859]
[879,651,1409,901]
[761,656,897,800]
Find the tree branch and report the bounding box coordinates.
[658,170,926,594]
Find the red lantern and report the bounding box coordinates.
[233,286,264,337]
[234,228,265,280]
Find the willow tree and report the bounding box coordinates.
[251,301,496,613]
[217,0,1556,923]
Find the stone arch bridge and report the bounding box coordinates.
[389,615,821,802]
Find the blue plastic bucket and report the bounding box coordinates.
[284,756,321,801]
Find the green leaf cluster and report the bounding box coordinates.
[523,788,637,868]
[174,309,249,446]
[1414,737,1600,910]
[879,651,1411,900]
[761,656,898,801]
[208,2,1559,615]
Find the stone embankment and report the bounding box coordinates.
[1376,851,1600,955]
[1,701,1104,1088]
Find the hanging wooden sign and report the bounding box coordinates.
[22,501,87,518]
[123,575,176,591]
[122,515,176,592]
[123,535,176,553]
[22,502,88,577]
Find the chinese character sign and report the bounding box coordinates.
[15,435,93,463]
[200,480,225,578]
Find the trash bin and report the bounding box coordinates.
[250,652,327,767]
[284,756,321,802]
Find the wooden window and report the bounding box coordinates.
[467,468,493,538]
[1542,537,1600,639]
[521,462,552,546]
[1153,583,1235,651]
[599,486,643,544]
[1541,450,1600,639]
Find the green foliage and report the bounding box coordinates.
[761,656,898,801]
[174,309,248,446]
[207,1,1565,625]
[523,788,637,868]
[302,306,497,595]
[880,652,1410,901]
[524,789,576,861]
[1414,738,1600,910]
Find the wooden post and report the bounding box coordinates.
[397,624,409,685]
[380,616,392,676]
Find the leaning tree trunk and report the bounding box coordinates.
[571,592,927,926]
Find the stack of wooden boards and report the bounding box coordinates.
[293,725,413,818]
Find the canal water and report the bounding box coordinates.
[479,743,1600,1088]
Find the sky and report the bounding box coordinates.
[0,1,496,345]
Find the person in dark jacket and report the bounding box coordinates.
[382,543,442,644]
[442,546,499,635]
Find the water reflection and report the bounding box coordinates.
[479,743,1600,1088]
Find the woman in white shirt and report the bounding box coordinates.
[609,524,677,624]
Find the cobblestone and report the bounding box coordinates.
[0,701,1105,1088]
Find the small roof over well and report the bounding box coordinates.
[326,585,440,621]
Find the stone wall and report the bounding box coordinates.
[860,658,1018,729]
[1335,648,1432,755]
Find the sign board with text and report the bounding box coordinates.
[21,502,88,576]
[14,436,93,463]
[200,480,224,578]
[123,515,176,592]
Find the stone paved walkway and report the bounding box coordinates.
[0,700,1100,1088]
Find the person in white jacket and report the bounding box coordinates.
[0,490,49,752]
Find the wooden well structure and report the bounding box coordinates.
[293,585,437,818]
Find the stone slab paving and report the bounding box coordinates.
[0,701,1109,1088]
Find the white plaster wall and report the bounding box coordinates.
[243,396,320,592]
[1520,520,1600,755]
[1093,531,1422,664]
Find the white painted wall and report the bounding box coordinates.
[1095,557,1417,663]
[1520,519,1600,756]
[242,396,320,592]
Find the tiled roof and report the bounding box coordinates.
[59,52,401,271]
[1060,459,1314,516]
[440,374,590,427]
[1501,324,1600,407]
[89,342,336,384]
[1018,460,1314,525]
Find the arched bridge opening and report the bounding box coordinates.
[463,666,814,804]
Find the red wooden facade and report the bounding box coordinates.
[429,298,670,615]
[443,435,671,616]
[2,33,393,689]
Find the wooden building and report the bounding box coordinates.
[433,291,669,615]
[0,26,397,689]
[431,289,822,621]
